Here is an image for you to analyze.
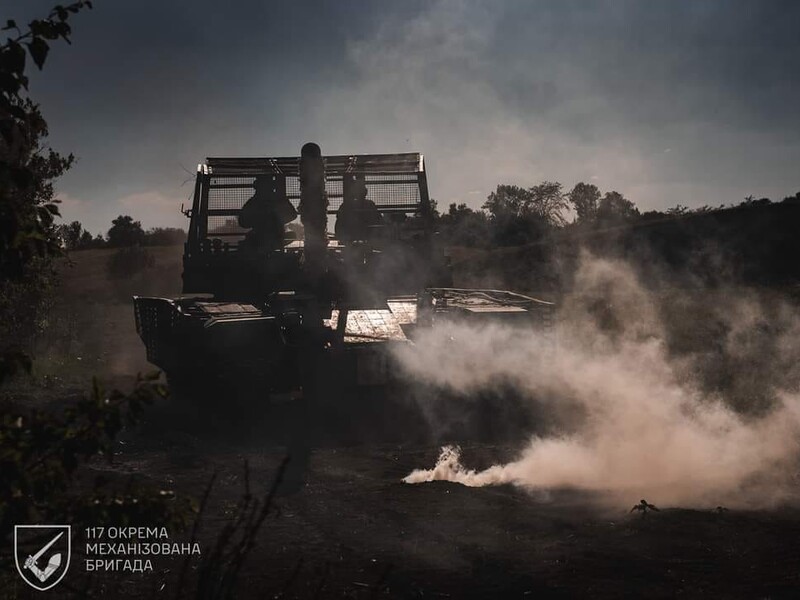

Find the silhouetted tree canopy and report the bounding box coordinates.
[782,191,800,204]
[144,226,185,246]
[0,2,91,281]
[596,190,639,225]
[78,229,93,247]
[483,182,568,245]
[568,182,601,224]
[58,219,83,248]
[107,214,145,247]
[438,202,491,247]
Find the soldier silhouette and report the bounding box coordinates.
[335,175,381,242]
[238,175,297,251]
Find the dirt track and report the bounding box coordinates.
[73,432,800,599]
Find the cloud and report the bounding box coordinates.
[117,191,185,228]
[55,192,89,214]
[51,188,187,236]
[15,0,800,223]
[310,0,800,210]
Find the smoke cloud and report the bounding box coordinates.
[398,256,800,508]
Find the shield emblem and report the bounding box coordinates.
[14,525,71,591]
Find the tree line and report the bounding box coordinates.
[56,215,185,250]
[434,182,800,248]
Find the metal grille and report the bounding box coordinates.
[205,178,421,239]
[207,215,247,235]
[209,179,255,211]
[133,298,178,365]
[361,179,420,211]
[201,153,425,243]
[206,153,423,176]
[285,176,300,203]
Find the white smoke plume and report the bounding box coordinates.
[397,256,800,508]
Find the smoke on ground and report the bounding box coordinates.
[397,256,800,508]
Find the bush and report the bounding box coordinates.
[107,214,145,247]
[144,227,186,246]
[0,257,57,353]
[107,246,156,279]
[0,372,193,549]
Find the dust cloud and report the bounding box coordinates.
[398,256,800,508]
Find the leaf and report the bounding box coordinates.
[26,38,50,70]
[2,19,17,30]
[10,166,34,189]
[4,41,27,73]
[7,104,26,120]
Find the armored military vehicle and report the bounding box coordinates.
[133,143,552,417]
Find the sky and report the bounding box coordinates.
[7,0,800,234]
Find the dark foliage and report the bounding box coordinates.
[107,214,145,247]
[438,202,491,247]
[0,256,56,351]
[58,219,83,248]
[56,219,106,249]
[57,219,187,250]
[436,179,800,290]
[782,191,800,204]
[144,226,185,247]
[482,183,568,246]
[1,2,92,362]
[0,3,192,566]
[0,372,192,542]
[567,182,601,224]
[0,2,91,281]
[596,190,640,225]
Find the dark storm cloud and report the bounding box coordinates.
[6,0,799,232]
[11,1,416,230]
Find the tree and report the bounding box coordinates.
[144,226,185,246]
[781,191,800,204]
[666,204,690,216]
[57,219,83,248]
[0,2,91,281]
[527,181,568,228]
[483,185,529,222]
[78,229,93,247]
[484,185,537,246]
[1,2,92,361]
[483,182,567,245]
[0,7,193,565]
[107,214,145,247]
[738,195,771,207]
[442,202,478,222]
[438,202,491,247]
[596,191,639,224]
[568,182,601,224]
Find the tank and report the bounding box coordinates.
[133,144,554,416]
